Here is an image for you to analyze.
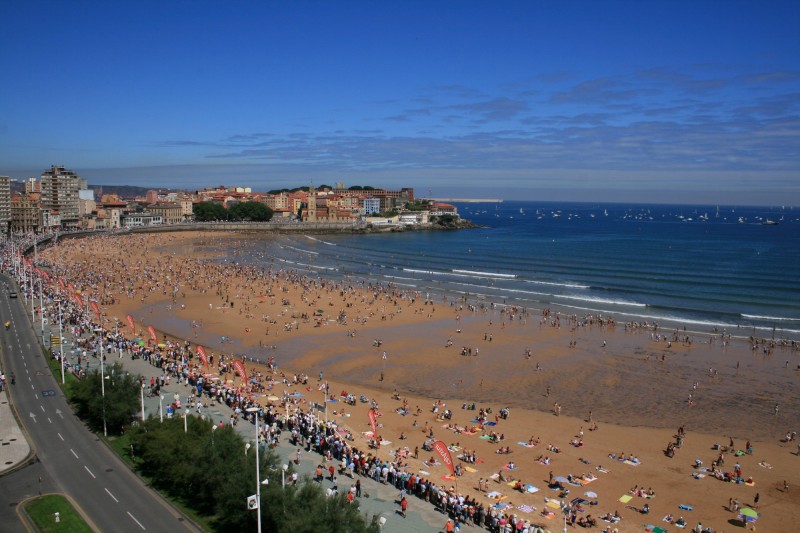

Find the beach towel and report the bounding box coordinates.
[691,473,705,479]
[596,466,609,473]
[503,463,517,470]
[518,441,535,448]
[476,457,485,464]
[543,512,555,519]
[486,491,503,500]
[484,421,497,426]
[745,480,755,486]
[489,473,500,480]
[618,495,633,503]
[464,466,478,473]
[623,459,641,466]
[546,500,561,509]
[423,461,441,468]
[419,469,430,475]
[480,435,493,440]
[442,475,456,481]
[678,504,693,511]
[525,485,539,493]
[517,504,535,513]
[758,461,773,469]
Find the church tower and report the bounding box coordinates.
[307,182,317,222]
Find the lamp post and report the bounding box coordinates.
[245,407,262,533]
[282,463,288,488]
[57,299,65,385]
[38,278,44,344]
[159,394,165,423]
[184,407,188,433]
[140,382,146,421]
[101,337,107,437]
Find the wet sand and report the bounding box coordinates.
[40,231,800,532]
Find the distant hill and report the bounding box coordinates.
[89,184,183,199]
[10,182,184,200]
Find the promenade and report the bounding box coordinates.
[0,298,447,532]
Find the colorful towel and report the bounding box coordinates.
[619,495,633,503]
[526,485,539,493]
[678,504,693,511]
[546,500,561,509]
[517,504,535,513]
[464,466,478,473]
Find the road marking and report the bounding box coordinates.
[70,449,79,459]
[58,433,64,441]
[40,405,45,412]
[56,409,63,419]
[127,512,146,530]
[105,488,119,503]
[47,417,52,424]
[34,394,38,400]
[84,465,96,479]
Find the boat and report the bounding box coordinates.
[761,219,779,225]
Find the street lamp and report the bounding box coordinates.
[184,407,188,433]
[282,463,288,488]
[57,299,65,385]
[101,337,107,437]
[140,382,146,421]
[159,394,165,423]
[245,407,262,533]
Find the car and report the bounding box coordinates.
[9,292,17,298]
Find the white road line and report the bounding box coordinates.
[127,511,146,530]
[104,488,119,503]
[84,465,96,479]
[70,449,79,459]
[34,394,38,399]
[40,405,45,412]
[58,433,64,441]
[47,417,52,424]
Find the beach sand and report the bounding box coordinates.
[39,231,800,532]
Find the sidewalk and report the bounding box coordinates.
[0,387,33,476]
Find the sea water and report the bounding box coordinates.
[220,202,799,339]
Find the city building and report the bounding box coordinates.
[10,193,41,234]
[40,165,81,227]
[0,176,11,232]
[146,203,183,225]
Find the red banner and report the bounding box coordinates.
[147,325,157,342]
[126,314,135,333]
[59,278,66,289]
[368,408,378,437]
[197,346,209,367]
[73,293,83,307]
[90,301,101,316]
[433,440,455,476]
[233,360,247,381]
[67,282,75,292]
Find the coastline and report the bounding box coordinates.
[35,230,800,532]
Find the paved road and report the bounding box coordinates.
[0,274,200,533]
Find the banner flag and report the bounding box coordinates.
[147,325,157,342]
[126,314,135,333]
[197,346,209,367]
[433,440,455,476]
[368,408,378,437]
[234,360,247,381]
[247,494,258,510]
[90,301,101,316]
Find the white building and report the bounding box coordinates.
[40,165,81,227]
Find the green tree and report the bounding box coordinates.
[228,202,273,221]
[193,202,228,221]
[68,363,140,435]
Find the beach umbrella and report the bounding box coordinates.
[584,491,598,498]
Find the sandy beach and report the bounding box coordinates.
[38,231,800,532]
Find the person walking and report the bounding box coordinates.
[400,496,408,518]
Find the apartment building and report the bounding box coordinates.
[40,165,81,227]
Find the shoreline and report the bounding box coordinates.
[33,231,800,532]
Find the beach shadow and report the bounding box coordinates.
[727,518,747,528]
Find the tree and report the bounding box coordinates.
[68,362,140,435]
[193,202,228,221]
[228,202,273,222]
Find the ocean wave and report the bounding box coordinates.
[283,245,319,255]
[521,279,590,289]
[452,269,517,279]
[305,236,337,245]
[555,294,646,307]
[741,314,800,322]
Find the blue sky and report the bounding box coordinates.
[1,1,798,204]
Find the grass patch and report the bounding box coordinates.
[25,494,93,533]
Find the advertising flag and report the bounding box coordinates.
[147,325,157,342]
[126,314,135,333]
[234,360,247,381]
[368,408,378,437]
[197,346,209,367]
[433,440,455,476]
[90,301,101,316]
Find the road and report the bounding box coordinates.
[0,274,200,532]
